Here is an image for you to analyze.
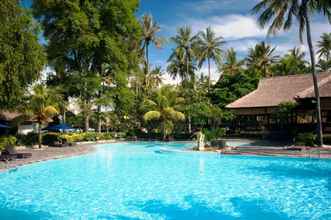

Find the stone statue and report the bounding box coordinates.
[196,131,205,151]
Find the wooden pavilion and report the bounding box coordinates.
[226,72,331,137]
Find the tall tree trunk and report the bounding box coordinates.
[305,14,324,146]
[84,114,90,132]
[97,105,102,133]
[38,122,42,149]
[162,121,166,141]
[146,42,149,75]
[188,115,192,134]
[144,42,150,93]
[207,57,211,90]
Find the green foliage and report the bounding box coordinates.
[202,128,226,141]
[42,133,61,145]
[143,86,185,139]
[0,136,17,151]
[195,27,224,87]
[272,48,309,76]
[246,42,278,77]
[295,133,317,147]
[211,70,260,108]
[168,26,197,82]
[0,0,46,109]
[59,132,113,144]
[16,133,38,146]
[33,0,142,131]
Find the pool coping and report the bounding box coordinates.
[0,142,104,173]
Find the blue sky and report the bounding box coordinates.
[138,0,331,82]
[23,0,331,82]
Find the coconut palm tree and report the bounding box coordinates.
[25,85,59,148]
[145,66,163,92]
[168,26,197,83]
[196,27,225,89]
[143,86,185,140]
[317,33,331,61]
[317,33,331,71]
[221,48,244,76]
[252,0,331,146]
[273,47,308,75]
[246,42,278,77]
[140,14,163,76]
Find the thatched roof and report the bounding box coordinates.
[0,111,22,121]
[226,72,331,109]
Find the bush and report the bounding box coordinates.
[323,135,331,145]
[16,133,38,146]
[0,136,17,151]
[295,132,316,146]
[42,133,61,145]
[59,132,113,144]
[203,128,226,141]
[83,132,97,141]
[59,133,84,144]
[97,132,113,140]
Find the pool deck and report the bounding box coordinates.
[212,146,331,159]
[0,144,96,172]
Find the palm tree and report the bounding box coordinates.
[246,42,279,77]
[145,66,163,92]
[252,0,331,146]
[141,14,163,76]
[221,48,244,76]
[196,27,224,89]
[143,86,185,140]
[25,85,59,148]
[168,26,197,83]
[317,33,331,71]
[274,47,308,75]
[317,33,331,61]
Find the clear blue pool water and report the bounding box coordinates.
[0,142,330,220]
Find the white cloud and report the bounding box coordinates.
[188,14,268,40]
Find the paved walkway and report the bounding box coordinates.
[0,145,95,172]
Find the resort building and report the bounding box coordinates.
[226,72,331,137]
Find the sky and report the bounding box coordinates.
[23,0,331,83]
[138,0,331,82]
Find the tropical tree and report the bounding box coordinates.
[220,48,244,77]
[140,14,163,76]
[246,42,278,77]
[143,86,185,139]
[196,27,224,89]
[252,0,331,146]
[273,47,308,75]
[24,85,59,148]
[0,0,46,109]
[317,33,331,71]
[33,0,141,132]
[317,33,331,61]
[168,26,198,83]
[145,66,163,93]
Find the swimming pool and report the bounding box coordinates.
[0,142,330,220]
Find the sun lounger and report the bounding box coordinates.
[3,148,32,159]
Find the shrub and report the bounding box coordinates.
[295,132,316,146]
[16,133,38,146]
[59,133,84,144]
[42,133,61,145]
[203,128,226,141]
[0,136,17,151]
[83,132,97,141]
[97,132,113,140]
[323,135,331,145]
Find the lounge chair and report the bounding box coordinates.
[3,147,32,159]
